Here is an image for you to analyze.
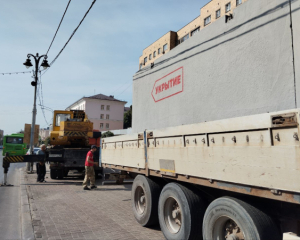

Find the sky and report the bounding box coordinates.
[0,0,207,135]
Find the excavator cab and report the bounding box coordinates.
[50,110,93,147]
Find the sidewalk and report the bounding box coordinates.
[22,168,164,240]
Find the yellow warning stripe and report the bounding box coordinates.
[160,168,176,173]
[64,131,87,136]
[4,156,24,163]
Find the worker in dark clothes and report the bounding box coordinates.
[36,144,46,182]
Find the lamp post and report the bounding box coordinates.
[23,53,50,172]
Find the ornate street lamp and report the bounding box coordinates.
[23,53,50,172]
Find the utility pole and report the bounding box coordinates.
[23,53,50,172]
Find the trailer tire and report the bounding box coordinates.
[158,183,206,240]
[63,170,69,177]
[50,169,57,179]
[57,169,64,179]
[202,197,281,240]
[132,175,161,227]
[95,169,103,179]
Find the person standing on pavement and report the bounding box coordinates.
[36,144,47,182]
[83,145,98,190]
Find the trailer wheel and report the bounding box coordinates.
[57,169,64,179]
[202,197,281,240]
[95,169,103,179]
[63,170,69,177]
[158,183,206,240]
[50,169,57,179]
[132,175,161,227]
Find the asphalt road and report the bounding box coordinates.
[0,150,25,239]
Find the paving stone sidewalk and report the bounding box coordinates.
[23,169,164,240]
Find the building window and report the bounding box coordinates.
[106,105,110,111]
[149,54,152,60]
[158,48,161,54]
[163,44,168,52]
[226,2,231,12]
[178,34,189,44]
[216,9,221,19]
[236,0,242,5]
[100,114,104,119]
[100,123,103,129]
[101,105,104,110]
[191,27,200,36]
[106,123,109,129]
[106,114,109,120]
[153,51,156,58]
[139,63,142,70]
[204,15,211,26]
[144,57,147,64]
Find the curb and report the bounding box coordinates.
[20,168,35,240]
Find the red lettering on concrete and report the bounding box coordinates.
[154,72,183,95]
[177,75,181,84]
[151,67,184,102]
[155,75,183,95]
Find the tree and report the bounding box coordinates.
[0,133,3,145]
[45,137,51,146]
[123,105,132,129]
[102,131,114,138]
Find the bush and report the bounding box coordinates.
[102,131,114,138]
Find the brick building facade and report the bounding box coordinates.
[0,129,3,145]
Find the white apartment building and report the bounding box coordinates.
[66,94,127,131]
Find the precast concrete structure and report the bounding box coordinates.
[132,0,300,133]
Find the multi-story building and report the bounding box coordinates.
[139,0,248,69]
[40,127,50,141]
[0,129,4,145]
[66,94,127,131]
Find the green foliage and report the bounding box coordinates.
[102,131,114,138]
[44,137,51,146]
[123,105,132,129]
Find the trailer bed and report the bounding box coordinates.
[102,109,300,204]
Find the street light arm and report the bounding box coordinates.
[27,53,48,67]
[27,53,35,59]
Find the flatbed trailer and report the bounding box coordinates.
[101,109,300,239]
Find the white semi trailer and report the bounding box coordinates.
[101,109,300,239]
[101,0,300,238]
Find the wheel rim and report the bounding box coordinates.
[134,186,146,215]
[213,216,245,240]
[164,197,182,234]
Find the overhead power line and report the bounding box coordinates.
[42,0,96,76]
[38,71,50,126]
[117,82,132,97]
[0,71,31,75]
[46,0,72,55]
